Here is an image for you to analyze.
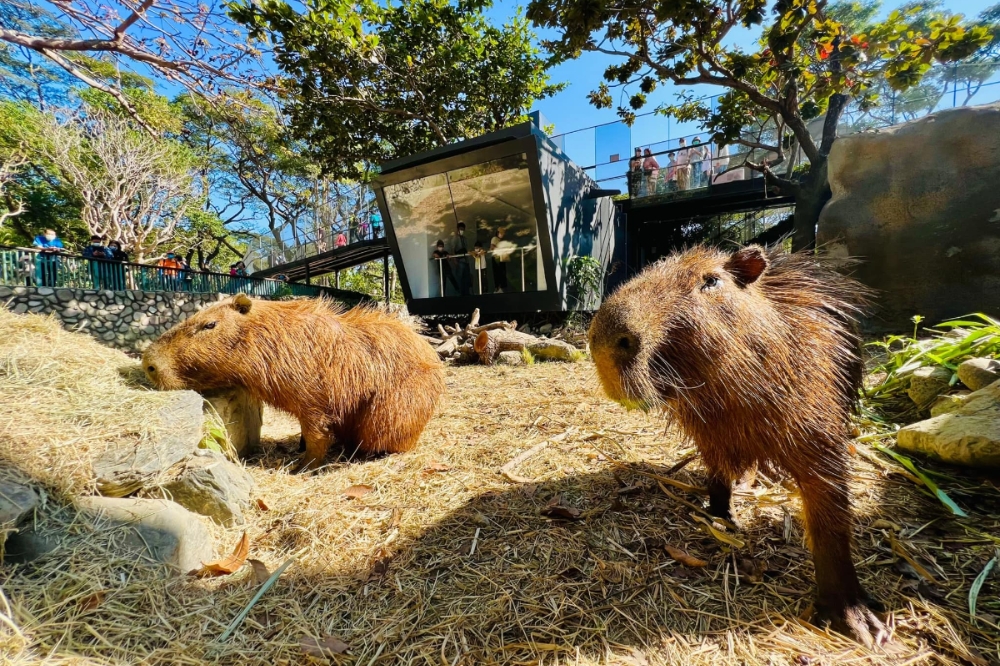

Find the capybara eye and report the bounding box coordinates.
[202,321,217,330]
[701,275,722,290]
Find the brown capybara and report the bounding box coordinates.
[588,245,883,646]
[143,294,444,470]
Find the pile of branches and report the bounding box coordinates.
[421,309,582,365]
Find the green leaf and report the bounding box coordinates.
[969,553,998,622]
[871,442,968,517]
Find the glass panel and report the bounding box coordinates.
[384,153,545,299]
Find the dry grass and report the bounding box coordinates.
[0,309,174,498]
[2,320,1000,665]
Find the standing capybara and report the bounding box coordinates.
[143,294,444,470]
[588,245,882,645]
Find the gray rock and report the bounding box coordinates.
[155,450,254,526]
[62,308,81,318]
[92,391,205,497]
[897,380,1000,468]
[957,357,1000,392]
[143,326,155,335]
[0,286,11,298]
[75,496,215,573]
[907,366,953,407]
[203,387,263,457]
[36,287,54,297]
[55,289,74,302]
[11,303,27,314]
[0,477,41,527]
[930,391,972,417]
[498,350,525,366]
[3,527,60,564]
[12,287,26,296]
[102,331,116,341]
[27,300,41,307]
[538,323,553,334]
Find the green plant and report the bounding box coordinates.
[564,255,603,306]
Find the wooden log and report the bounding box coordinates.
[469,320,516,336]
[526,338,580,362]
[474,329,540,365]
[453,342,478,364]
[435,337,460,356]
[467,308,481,330]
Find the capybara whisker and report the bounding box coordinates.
[588,244,885,647]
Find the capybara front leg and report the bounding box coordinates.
[797,475,888,647]
[295,426,331,473]
[705,470,734,521]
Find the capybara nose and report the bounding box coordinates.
[146,364,156,374]
[616,332,638,355]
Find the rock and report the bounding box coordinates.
[930,391,971,417]
[497,350,525,366]
[154,450,254,526]
[75,496,215,573]
[36,287,54,296]
[0,286,11,298]
[92,391,205,497]
[203,387,263,457]
[817,103,1000,331]
[0,477,41,527]
[55,289,75,302]
[11,303,27,314]
[538,323,553,334]
[3,527,61,563]
[907,366,953,406]
[897,380,1000,468]
[957,357,1000,392]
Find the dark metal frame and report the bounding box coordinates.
[373,134,562,316]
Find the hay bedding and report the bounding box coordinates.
[1,327,999,664]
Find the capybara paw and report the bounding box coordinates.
[292,455,321,474]
[817,600,890,648]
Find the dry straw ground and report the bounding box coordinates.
[1,312,999,665]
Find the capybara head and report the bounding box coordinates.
[143,293,282,391]
[588,245,866,414]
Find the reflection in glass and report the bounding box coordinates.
[384,154,545,299]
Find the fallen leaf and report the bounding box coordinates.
[248,559,271,585]
[78,590,106,611]
[387,507,402,529]
[255,498,270,511]
[342,484,373,499]
[422,461,452,474]
[192,532,250,577]
[541,496,582,521]
[300,635,349,657]
[665,545,708,567]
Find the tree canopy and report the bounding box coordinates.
[230,0,562,180]
[527,0,992,248]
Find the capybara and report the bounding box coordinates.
[588,245,882,645]
[143,294,444,470]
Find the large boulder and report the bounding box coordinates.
[818,103,1000,331]
[153,449,255,526]
[957,357,1000,392]
[897,380,1000,468]
[202,387,263,457]
[92,390,204,497]
[907,366,953,407]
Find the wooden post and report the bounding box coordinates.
[305,261,311,285]
[335,270,340,289]
[383,251,390,303]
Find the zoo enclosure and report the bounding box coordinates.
[0,247,339,299]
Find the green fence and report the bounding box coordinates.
[1,248,338,299]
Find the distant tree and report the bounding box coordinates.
[528,0,990,249]
[229,0,562,180]
[0,0,269,134]
[0,2,76,109]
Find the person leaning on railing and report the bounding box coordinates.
[82,234,113,290]
[32,229,64,287]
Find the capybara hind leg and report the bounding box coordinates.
[356,383,437,455]
[295,427,331,473]
[705,470,734,521]
[798,475,888,647]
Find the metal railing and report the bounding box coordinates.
[248,216,386,273]
[1,247,336,299]
[431,246,539,297]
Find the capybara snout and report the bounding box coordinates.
[143,294,444,470]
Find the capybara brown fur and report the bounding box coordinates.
[143,294,444,470]
[588,245,883,645]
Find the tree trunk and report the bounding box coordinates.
[791,159,831,252]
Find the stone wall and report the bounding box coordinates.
[818,102,1000,331]
[0,285,228,353]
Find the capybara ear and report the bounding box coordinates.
[232,293,253,314]
[724,246,768,286]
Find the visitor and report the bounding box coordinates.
[666,151,679,192]
[449,222,471,296]
[335,230,348,248]
[690,137,707,188]
[18,251,34,287]
[106,240,129,290]
[490,227,511,293]
[715,143,730,182]
[628,148,643,196]
[358,217,371,241]
[371,211,383,239]
[82,234,111,289]
[157,252,184,291]
[642,148,660,195]
[432,240,459,296]
[32,228,63,287]
[178,255,194,292]
[471,241,488,294]
[675,138,691,191]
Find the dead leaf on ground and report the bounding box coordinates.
[300,635,349,658]
[78,590,106,611]
[665,545,708,568]
[541,495,582,521]
[248,559,271,584]
[387,507,402,530]
[255,498,270,511]
[191,531,250,577]
[342,484,373,499]
[422,461,452,474]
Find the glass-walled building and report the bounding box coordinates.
[373,123,619,315]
